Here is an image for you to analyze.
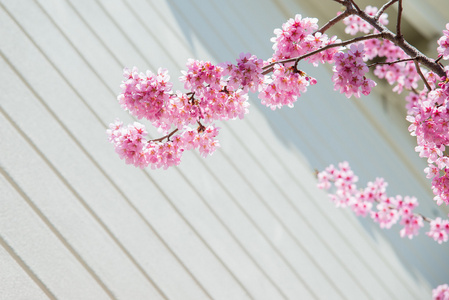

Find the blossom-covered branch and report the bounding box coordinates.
[106,1,449,296]
[317,161,449,243]
[261,33,383,75]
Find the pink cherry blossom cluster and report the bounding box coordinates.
[341,5,389,36]
[107,120,148,166]
[107,119,220,169]
[180,59,224,92]
[270,14,339,65]
[332,44,376,98]
[221,52,264,93]
[271,14,318,60]
[341,5,423,94]
[111,10,391,169]
[433,283,449,300]
[317,161,449,243]
[177,59,255,123]
[179,125,220,158]
[178,59,252,123]
[371,39,420,94]
[406,73,449,206]
[427,217,449,244]
[118,67,172,124]
[437,24,449,60]
[348,20,449,209]
[259,64,316,110]
[109,56,257,168]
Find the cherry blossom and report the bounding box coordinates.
[259,64,316,110]
[221,52,264,93]
[317,161,447,242]
[427,217,449,244]
[332,43,376,98]
[108,3,449,295]
[433,284,449,300]
[437,24,449,60]
[342,5,388,36]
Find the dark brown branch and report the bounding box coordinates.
[348,0,362,12]
[149,128,179,143]
[197,120,206,133]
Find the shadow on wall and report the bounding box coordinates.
[166,0,449,290]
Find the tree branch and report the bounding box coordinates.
[316,9,353,34]
[375,0,398,21]
[417,213,433,223]
[262,33,383,75]
[263,3,446,79]
[396,0,403,40]
[149,128,179,143]
[367,57,416,68]
[352,8,446,77]
[347,0,362,12]
[414,60,432,91]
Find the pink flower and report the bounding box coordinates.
[437,24,449,60]
[270,14,339,66]
[221,53,264,93]
[118,67,172,122]
[342,6,388,36]
[427,217,449,244]
[371,203,399,229]
[259,64,315,110]
[433,284,449,300]
[316,161,449,242]
[106,121,149,167]
[425,163,440,179]
[400,214,423,239]
[351,199,373,216]
[271,14,319,61]
[180,59,224,92]
[332,44,376,98]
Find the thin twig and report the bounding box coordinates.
[414,60,432,91]
[149,128,179,143]
[316,9,353,34]
[417,213,433,223]
[396,0,403,40]
[411,87,421,95]
[332,0,345,4]
[262,33,383,75]
[375,0,398,21]
[367,57,416,68]
[196,120,207,133]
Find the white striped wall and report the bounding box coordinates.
[0,0,448,299]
